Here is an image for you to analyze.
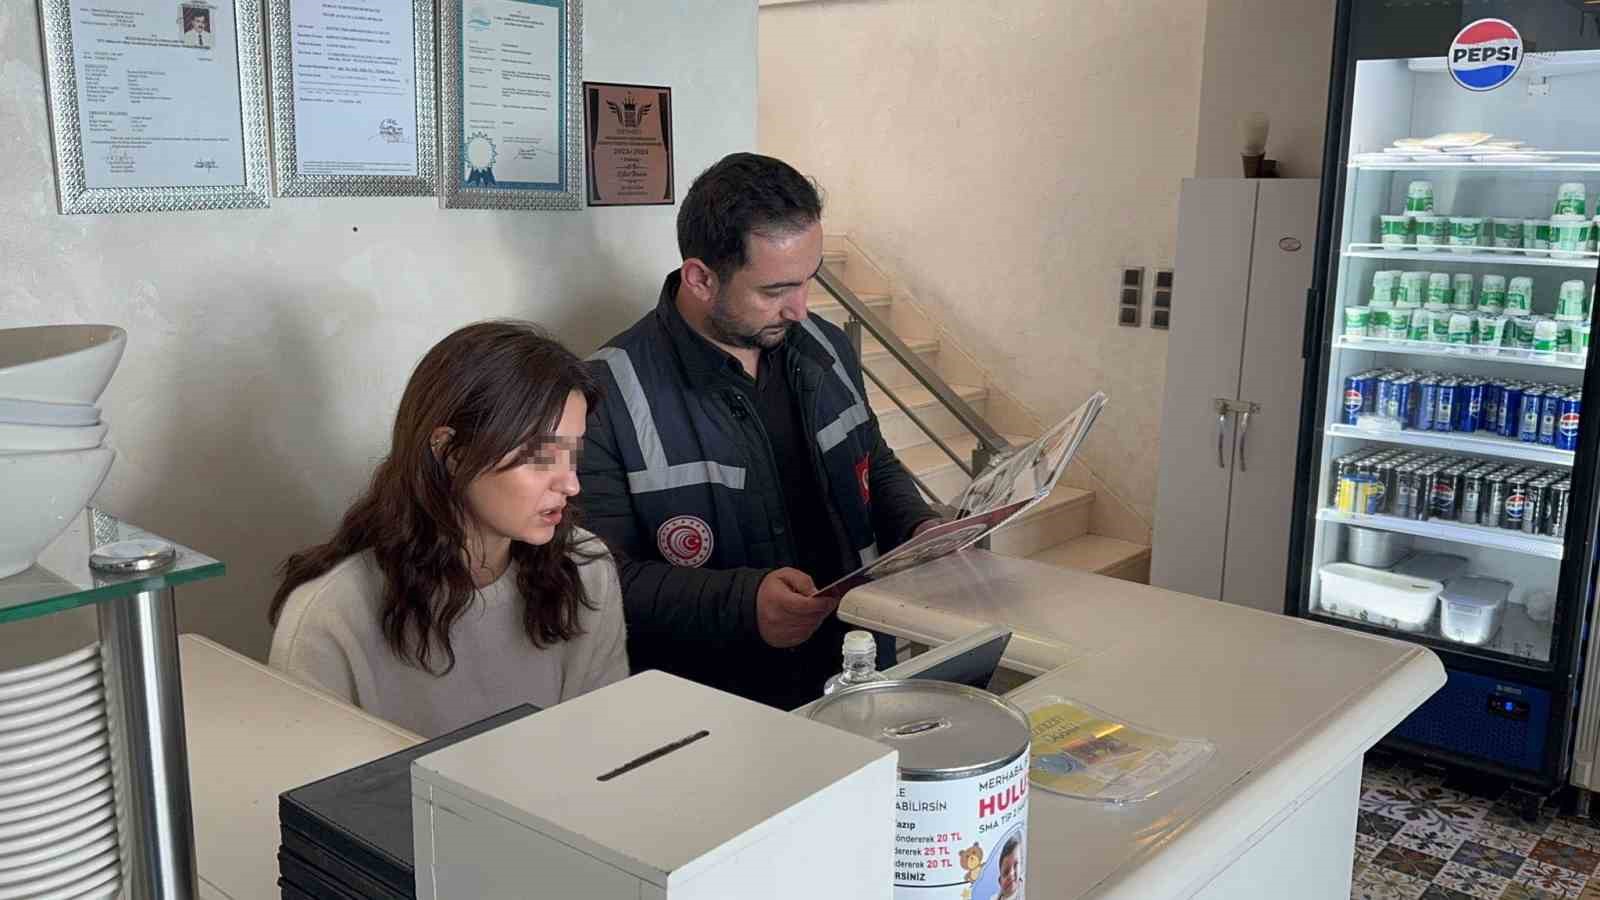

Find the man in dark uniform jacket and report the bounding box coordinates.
[578,153,942,709]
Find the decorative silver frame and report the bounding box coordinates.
[268,0,438,197]
[438,0,583,210]
[37,0,272,214]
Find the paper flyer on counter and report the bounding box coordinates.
[813,392,1106,601]
[1022,696,1213,804]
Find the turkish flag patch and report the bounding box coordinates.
[855,455,871,506]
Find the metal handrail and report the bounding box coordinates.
[814,264,1013,483]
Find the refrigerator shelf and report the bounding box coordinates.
[1333,336,1589,371]
[1325,423,1576,467]
[1317,509,1565,560]
[1348,159,1600,174]
[1344,245,1600,270]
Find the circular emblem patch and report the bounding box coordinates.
[657,516,713,568]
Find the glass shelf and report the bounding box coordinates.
[0,509,224,625]
[1325,423,1575,467]
[1333,336,1589,371]
[1317,509,1563,560]
[1344,245,1600,270]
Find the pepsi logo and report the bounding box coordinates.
[1506,493,1527,519]
[1449,18,1523,92]
[1560,412,1581,435]
[1344,390,1364,411]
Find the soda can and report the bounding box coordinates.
[1504,474,1531,529]
[1459,470,1485,524]
[1373,459,1398,514]
[1434,377,1458,432]
[1483,473,1508,528]
[1497,383,1524,437]
[1548,480,1572,539]
[1523,479,1550,535]
[1341,374,1370,425]
[1456,380,1485,433]
[1484,382,1502,430]
[1540,390,1562,446]
[1430,468,1462,520]
[1394,464,1423,520]
[1556,391,1582,452]
[1337,473,1385,515]
[1416,377,1439,431]
[1520,387,1546,443]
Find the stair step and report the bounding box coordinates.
[859,337,939,392]
[1028,535,1153,584]
[868,383,988,451]
[989,488,1094,557]
[809,291,891,327]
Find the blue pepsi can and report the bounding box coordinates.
[1434,377,1457,433]
[1540,390,1562,446]
[1416,377,1439,432]
[1497,383,1524,438]
[1520,387,1545,444]
[1556,391,1582,451]
[1341,374,1369,426]
[1456,380,1485,433]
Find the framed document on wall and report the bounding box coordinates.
[38,0,272,214]
[583,82,673,207]
[438,0,582,210]
[268,0,438,197]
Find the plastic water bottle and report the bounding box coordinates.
[823,630,887,695]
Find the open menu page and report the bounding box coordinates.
[814,392,1106,600]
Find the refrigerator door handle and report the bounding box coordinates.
[1214,399,1231,468]
[1235,401,1263,472]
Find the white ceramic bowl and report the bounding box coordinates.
[0,820,113,872]
[0,421,107,454]
[0,398,99,428]
[0,448,114,579]
[0,645,98,688]
[0,326,125,406]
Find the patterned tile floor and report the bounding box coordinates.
[1355,756,1600,899]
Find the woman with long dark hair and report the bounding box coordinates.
[268,321,626,737]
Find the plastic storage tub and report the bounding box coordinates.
[1392,553,1469,584]
[1439,577,1511,646]
[1318,563,1444,632]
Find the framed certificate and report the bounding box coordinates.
[439,0,583,210]
[583,82,673,207]
[38,0,271,214]
[268,0,438,197]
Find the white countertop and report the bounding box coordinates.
[839,550,1445,899]
[181,635,420,900]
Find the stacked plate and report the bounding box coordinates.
[0,325,125,579]
[1353,132,1557,165]
[0,645,119,899]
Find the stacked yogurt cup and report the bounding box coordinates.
[1376,181,1597,258]
[0,326,124,579]
[0,645,120,898]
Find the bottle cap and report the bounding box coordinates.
[842,630,876,655]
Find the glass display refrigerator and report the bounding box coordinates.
[1289,1,1600,806]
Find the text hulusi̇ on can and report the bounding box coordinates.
[809,680,1030,900]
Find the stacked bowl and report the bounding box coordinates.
[0,645,119,899]
[0,326,125,579]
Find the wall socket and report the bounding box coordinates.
[1150,268,1173,330]
[1118,267,1143,327]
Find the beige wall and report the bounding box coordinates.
[0,0,756,661]
[760,0,1208,523]
[1194,0,1335,179]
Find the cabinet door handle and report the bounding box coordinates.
[1213,399,1229,469]
[1236,402,1262,472]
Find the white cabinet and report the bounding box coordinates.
[1151,179,1320,613]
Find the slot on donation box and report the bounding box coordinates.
[410,671,899,899]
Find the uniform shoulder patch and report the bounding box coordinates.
[657,515,714,567]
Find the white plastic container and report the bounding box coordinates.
[1318,563,1443,632]
[1439,577,1511,646]
[1392,553,1468,584]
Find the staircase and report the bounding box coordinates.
[814,240,1152,582]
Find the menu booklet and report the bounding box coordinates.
[814,392,1106,600]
